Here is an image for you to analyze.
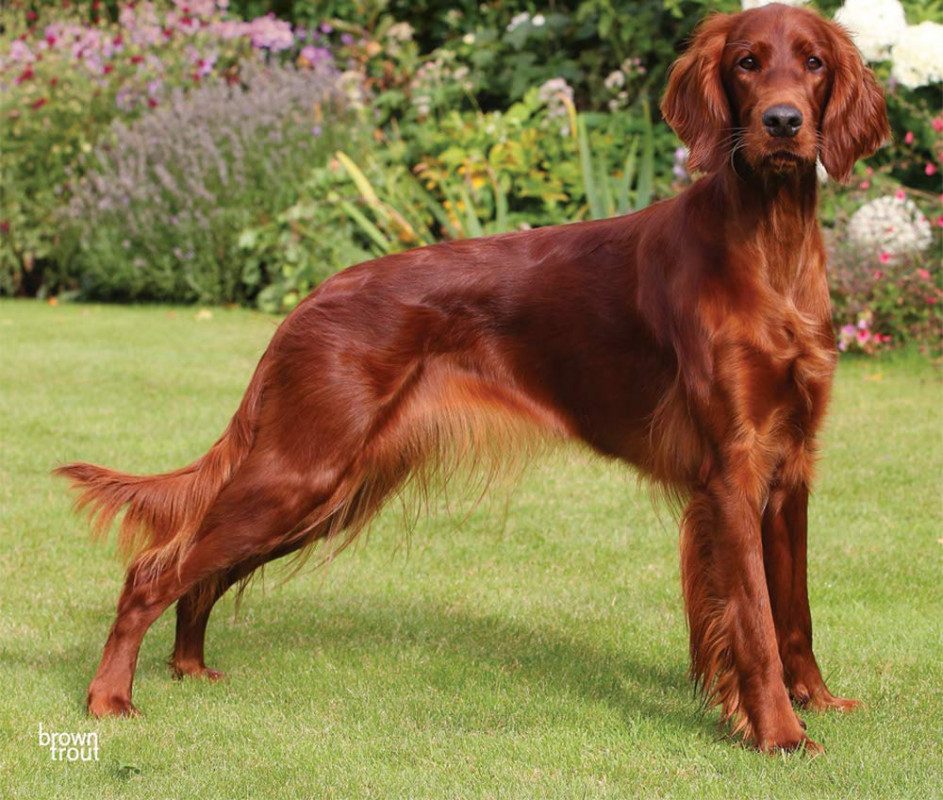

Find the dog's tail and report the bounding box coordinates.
[54,352,269,571]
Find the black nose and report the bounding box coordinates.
[762,105,803,138]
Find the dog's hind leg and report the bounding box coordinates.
[170,561,262,681]
[87,429,416,717]
[170,538,309,680]
[85,457,340,717]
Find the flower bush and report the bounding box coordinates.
[2,0,938,357]
[60,61,348,303]
[0,0,333,295]
[829,240,941,356]
[846,193,934,259]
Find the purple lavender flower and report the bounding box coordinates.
[300,45,332,66]
[64,62,348,303]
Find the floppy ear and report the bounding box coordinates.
[660,14,733,175]
[820,20,891,183]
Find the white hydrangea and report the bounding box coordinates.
[386,22,414,43]
[604,70,625,90]
[507,12,531,32]
[847,195,933,257]
[833,0,907,62]
[890,21,943,89]
[741,0,807,9]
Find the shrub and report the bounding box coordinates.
[829,249,941,356]
[60,61,349,303]
[0,0,334,296]
[238,85,666,312]
[827,190,941,356]
[228,0,741,113]
[0,1,262,294]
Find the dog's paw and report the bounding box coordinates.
[757,732,824,756]
[87,691,139,718]
[171,660,226,681]
[791,684,861,713]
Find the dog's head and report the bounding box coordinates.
[660,3,890,181]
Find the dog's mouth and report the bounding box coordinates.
[762,149,812,171]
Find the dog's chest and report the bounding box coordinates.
[761,300,834,429]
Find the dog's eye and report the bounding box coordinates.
[806,56,823,71]
[738,56,759,71]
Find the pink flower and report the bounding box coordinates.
[31,97,47,110]
[895,188,906,200]
[927,163,937,176]
[918,268,930,280]
[873,270,884,279]
[879,252,891,264]
[245,15,293,50]
[937,215,943,228]
[299,45,332,66]
[904,131,914,144]
[933,116,943,133]
[859,180,871,190]
[856,328,870,344]
[9,40,32,62]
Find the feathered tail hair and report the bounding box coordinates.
[54,353,269,576]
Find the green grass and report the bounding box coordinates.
[0,299,940,798]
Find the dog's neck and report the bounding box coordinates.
[718,162,822,294]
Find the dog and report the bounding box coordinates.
[58,3,888,752]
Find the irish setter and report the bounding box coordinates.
[58,4,889,752]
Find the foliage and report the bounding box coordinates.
[237,160,376,313]
[0,0,331,296]
[819,98,942,355]
[227,0,741,113]
[238,88,664,312]
[2,0,939,355]
[60,62,348,303]
[828,231,941,357]
[0,1,250,293]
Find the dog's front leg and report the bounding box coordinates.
[681,470,820,752]
[762,482,860,713]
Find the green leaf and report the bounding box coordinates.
[619,137,640,215]
[338,200,392,254]
[457,184,484,239]
[635,99,655,212]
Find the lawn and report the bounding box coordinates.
[0,299,940,798]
